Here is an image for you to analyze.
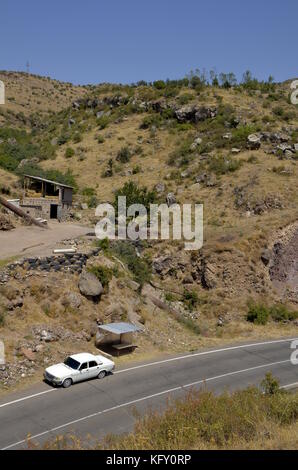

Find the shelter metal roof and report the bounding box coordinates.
[98,322,141,335]
[24,174,74,189]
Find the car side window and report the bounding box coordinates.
[79,362,88,370]
[89,361,98,368]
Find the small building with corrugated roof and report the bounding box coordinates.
[20,174,73,220]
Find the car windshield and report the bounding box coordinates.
[64,357,80,370]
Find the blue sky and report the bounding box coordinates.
[0,0,297,84]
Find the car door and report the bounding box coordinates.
[88,360,101,379]
[77,361,89,382]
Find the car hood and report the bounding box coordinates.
[45,363,76,378]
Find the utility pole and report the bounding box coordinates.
[26,61,30,74]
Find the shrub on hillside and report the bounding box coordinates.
[116,146,131,163]
[246,302,297,325]
[114,182,157,213]
[140,114,163,129]
[65,147,75,158]
[231,125,257,146]
[208,155,242,175]
[97,115,110,129]
[59,381,296,450]
[153,80,166,90]
[246,303,270,325]
[111,241,151,287]
[178,93,194,105]
[82,187,95,197]
[182,289,199,311]
[87,265,115,289]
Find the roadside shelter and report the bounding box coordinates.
[96,322,141,356]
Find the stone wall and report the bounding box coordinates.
[0,248,101,284]
[20,197,72,220]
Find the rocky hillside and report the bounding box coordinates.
[0,72,297,392]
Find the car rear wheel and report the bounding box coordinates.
[98,370,106,379]
[62,378,72,388]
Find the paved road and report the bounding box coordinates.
[0,337,297,450]
[0,222,92,259]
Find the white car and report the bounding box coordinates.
[44,353,115,388]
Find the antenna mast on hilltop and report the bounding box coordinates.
[26,61,30,74]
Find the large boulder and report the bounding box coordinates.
[61,292,82,309]
[175,105,217,123]
[194,106,217,122]
[175,105,196,122]
[247,134,261,150]
[79,271,103,298]
[166,192,176,207]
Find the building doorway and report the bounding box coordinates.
[50,204,58,219]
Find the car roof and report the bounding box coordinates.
[69,353,95,363]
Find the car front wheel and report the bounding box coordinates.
[98,370,106,379]
[62,378,72,388]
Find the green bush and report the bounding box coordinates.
[182,289,199,311]
[97,115,110,129]
[94,237,110,252]
[140,114,163,129]
[65,147,75,158]
[261,372,281,395]
[116,146,131,163]
[0,127,42,172]
[111,241,151,287]
[57,133,69,145]
[73,133,82,143]
[247,302,298,325]
[114,181,157,213]
[88,195,98,208]
[208,155,242,175]
[269,304,298,322]
[87,265,115,289]
[178,93,194,105]
[273,106,284,117]
[231,125,257,146]
[82,187,95,197]
[153,80,166,90]
[246,303,270,325]
[167,137,194,167]
[177,315,200,335]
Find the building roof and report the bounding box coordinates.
[98,322,141,335]
[24,174,74,189]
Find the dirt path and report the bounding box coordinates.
[0,222,92,260]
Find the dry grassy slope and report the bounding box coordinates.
[0,71,88,125]
[41,83,298,238]
[0,78,298,394]
[40,81,298,310]
[0,168,18,191]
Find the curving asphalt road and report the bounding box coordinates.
[0,337,297,450]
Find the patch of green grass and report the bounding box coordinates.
[111,241,151,288]
[208,155,242,175]
[87,265,117,289]
[182,289,199,311]
[177,315,201,335]
[246,302,297,325]
[46,376,298,449]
